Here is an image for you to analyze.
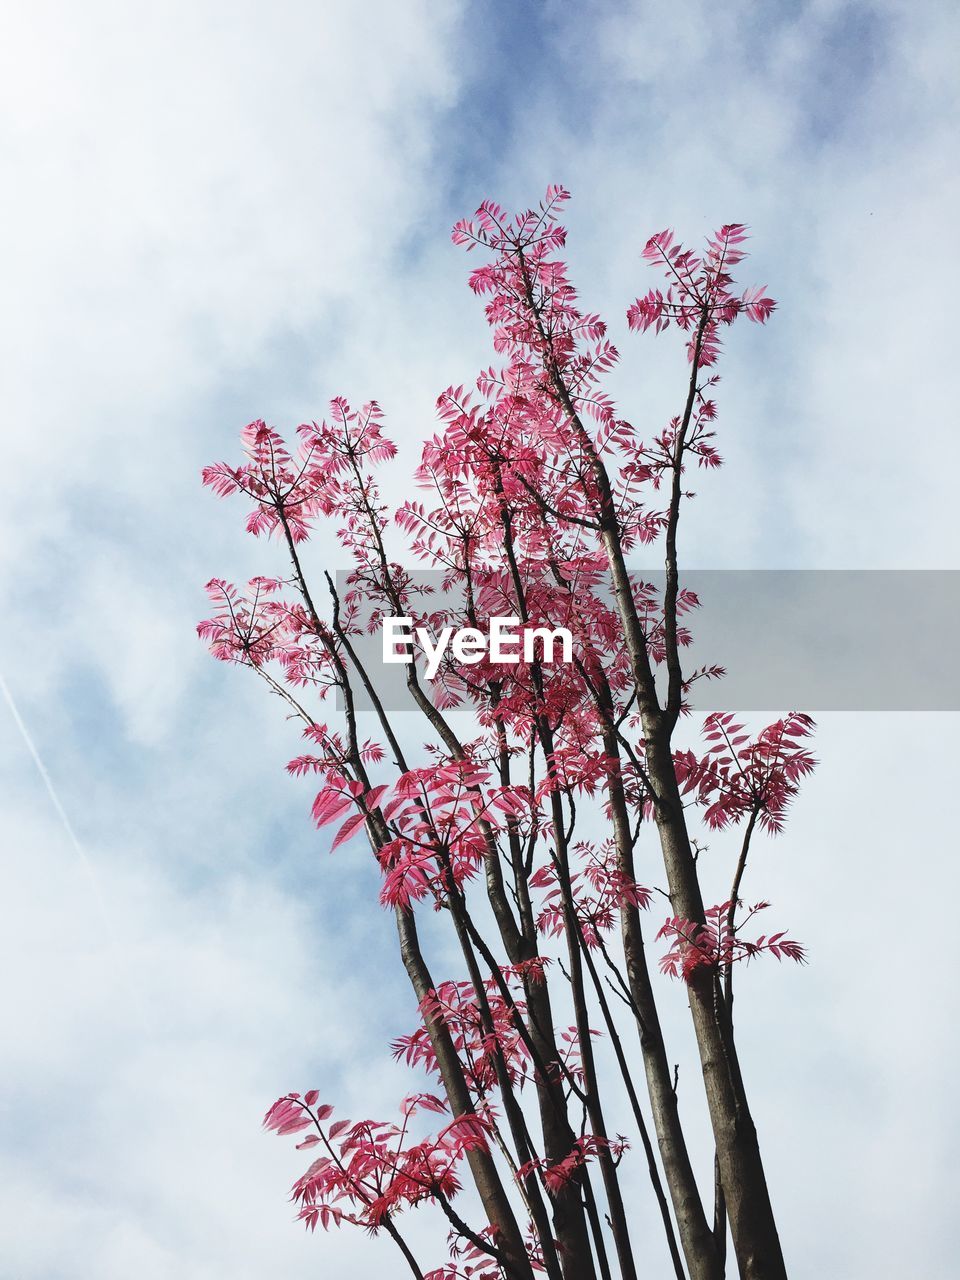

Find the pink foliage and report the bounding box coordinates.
[657,901,806,982]
[628,223,775,369]
[673,712,817,832]
[199,188,810,1278]
[264,1091,491,1234]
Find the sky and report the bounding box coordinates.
[1,1,958,1277]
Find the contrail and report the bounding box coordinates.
[0,669,104,895]
[0,668,150,1029]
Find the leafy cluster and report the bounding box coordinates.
[200,190,813,1280]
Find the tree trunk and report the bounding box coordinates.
[644,734,788,1280]
[395,904,535,1280]
[597,522,788,1280]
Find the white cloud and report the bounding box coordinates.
[1,2,468,1274]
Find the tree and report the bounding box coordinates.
[199,188,814,1280]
